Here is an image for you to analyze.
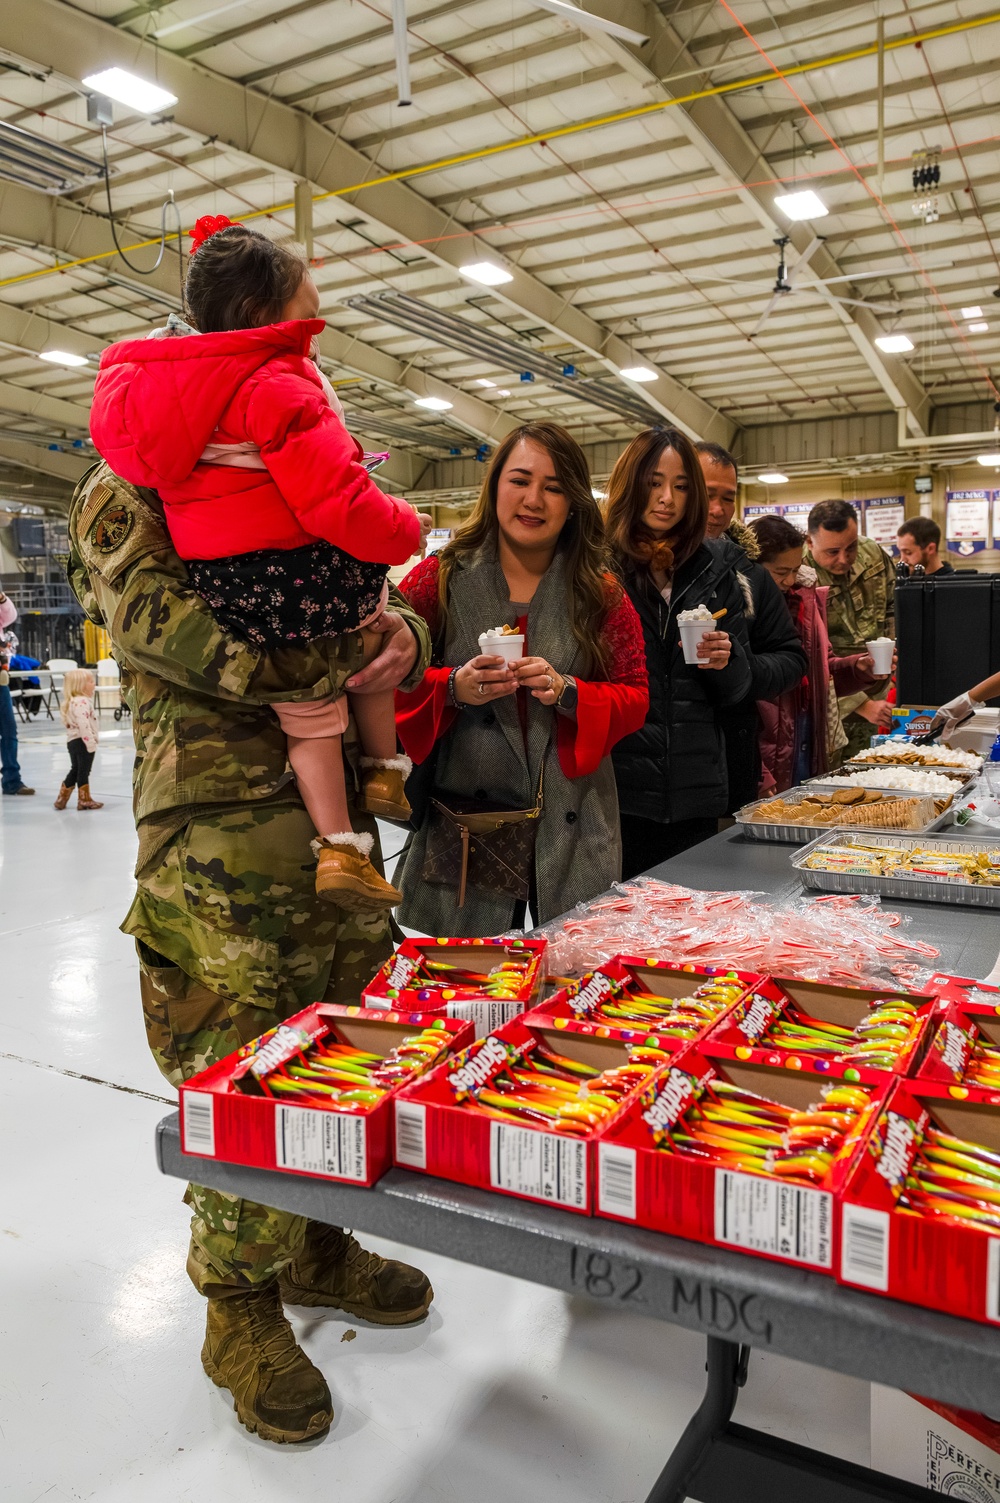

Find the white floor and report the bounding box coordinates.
[1,714,872,1501]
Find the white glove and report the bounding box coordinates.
[931,691,977,735]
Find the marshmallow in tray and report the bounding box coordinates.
[854,742,981,770]
[820,768,963,797]
[677,604,715,625]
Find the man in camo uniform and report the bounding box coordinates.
[805,498,895,763]
[68,461,433,1446]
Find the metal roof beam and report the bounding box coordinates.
[0,435,89,486]
[0,0,732,442]
[558,0,934,433]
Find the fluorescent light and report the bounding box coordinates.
[475,378,496,388]
[773,189,828,221]
[414,395,453,411]
[82,68,177,114]
[758,471,789,485]
[962,305,983,319]
[968,321,989,333]
[619,365,657,382]
[977,452,1000,466]
[875,333,914,353]
[459,262,513,287]
[497,388,511,397]
[39,349,88,367]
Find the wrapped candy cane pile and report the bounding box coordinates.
[529,879,940,989]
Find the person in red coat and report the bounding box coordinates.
[90,217,422,912]
[747,515,877,793]
[395,423,648,935]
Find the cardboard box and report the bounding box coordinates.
[595,1045,882,1275]
[392,1016,658,1214]
[179,1004,473,1187]
[362,936,546,1035]
[839,1078,1000,1324]
[704,975,937,1086]
[872,1385,1000,1498]
[526,957,760,1046]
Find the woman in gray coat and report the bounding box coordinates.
[395,423,648,936]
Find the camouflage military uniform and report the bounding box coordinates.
[804,534,896,763]
[67,463,430,1294]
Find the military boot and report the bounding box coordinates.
[279,1224,433,1325]
[201,1280,333,1444]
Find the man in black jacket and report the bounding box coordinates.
[696,444,807,812]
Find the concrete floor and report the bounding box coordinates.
[1,714,873,1501]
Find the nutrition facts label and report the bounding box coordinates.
[490,1122,588,1209]
[275,1106,368,1181]
[715,1169,832,1269]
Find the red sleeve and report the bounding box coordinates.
[829,651,876,695]
[244,370,421,564]
[555,585,649,779]
[395,555,454,763]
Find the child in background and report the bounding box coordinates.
[90,216,422,913]
[55,669,103,811]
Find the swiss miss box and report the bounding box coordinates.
[528,957,761,1045]
[362,936,547,1035]
[594,1042,889,1276]
[839,1075,1000,1325]
[391,1014,667,1214]
[179,1003,473,1188]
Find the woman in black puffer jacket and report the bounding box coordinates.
[605,428,752,877]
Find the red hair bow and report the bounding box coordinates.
[189,213,242,255]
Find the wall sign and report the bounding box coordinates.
[863,496,905,556]
[946,490,990,555]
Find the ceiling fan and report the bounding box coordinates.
[390,0,647,106]
[703,236,906,337]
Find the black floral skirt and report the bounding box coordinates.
[187,540,388,648]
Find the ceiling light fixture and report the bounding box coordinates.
[758,471,789,484]
[475,378,496,388]
[39,349,89,367]
[773,189,828,221]
[968,321,990,333]
[977,452,1000,467]
[414,395,453,411]
[497,388,511,397]
[459,262,514,287]
[875,333,914,353]
[82,68,177,114]
[962,305,983,319]
[619,365,657,382]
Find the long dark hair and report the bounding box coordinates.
[437,423,616,674]
[604,428,708,580]
[185,226,308,332]
[748,514,804,562]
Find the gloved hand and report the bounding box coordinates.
[931,691,978,736]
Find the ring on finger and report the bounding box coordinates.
[478,682,487,695]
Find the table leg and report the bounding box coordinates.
[644,1337,748,1503]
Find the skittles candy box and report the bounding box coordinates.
[362,936,546,1037]
[702,976,938,1087]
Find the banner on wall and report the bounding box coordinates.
[993,494,1000,550]
[863,496,905,556]
[742,503,783,521]
[946,490,990,555]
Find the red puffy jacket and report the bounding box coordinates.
[89,318,421,564]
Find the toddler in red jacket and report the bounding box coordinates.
[90,217,423,912]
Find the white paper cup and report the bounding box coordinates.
[866,638,895,675]
[478,633,524,663]
[679,621,712,665]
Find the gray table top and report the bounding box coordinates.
[644,827,1000,982]
[157,1115,1000,1412]
[155,828,1000,1415]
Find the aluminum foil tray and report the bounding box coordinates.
[791,831,1000,908]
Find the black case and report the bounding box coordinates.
[895,574,1000,706]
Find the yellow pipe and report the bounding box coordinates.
[3,6,998,293]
